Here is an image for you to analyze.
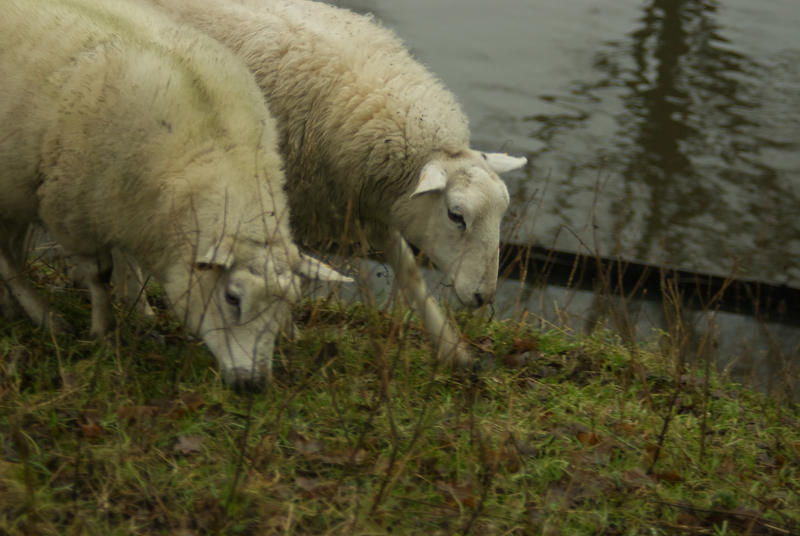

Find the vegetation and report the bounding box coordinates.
[1,269,799,535]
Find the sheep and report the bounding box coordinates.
[146,0,527,365]
[0,0,350,389]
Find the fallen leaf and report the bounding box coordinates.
[612,422,636,436]
[262,516,290,532]
[435,480,477,508]
[203,403,226,419]
[174,435,204,456]
[80,422,103,438]
[288,430,369,465]
[653,469,684,483]
[294,476,336,498]
[486,446,521,473]
[117,405,160,423]
[620,468,657,491]
[168,392,205,420]
[288,430,322,456]
[503,352,530,368]
[513,337,539,353]
[179,391,204,412]
[316,449,368,466]
[676,510,702,527]
[144,351,168,362]
[576,431,602,446]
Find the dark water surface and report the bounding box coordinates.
[331,0,800,392]
[337,0,800,285]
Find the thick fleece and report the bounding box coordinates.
[0,0,348,387]
[147,0,528,364]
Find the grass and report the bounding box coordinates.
[1,272,799,535]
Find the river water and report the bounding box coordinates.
[330,0,800,393]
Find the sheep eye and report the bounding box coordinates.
[225,290,241,308]
[447,209,466,231]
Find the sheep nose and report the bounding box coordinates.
[474,293,485,307]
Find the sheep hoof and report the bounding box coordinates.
[90,320,116,340]
[223,366,269,393]
[453,347,474,369]
[439,341,474,369]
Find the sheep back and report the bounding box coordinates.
[148,0,471,249]
[1,0,288,275]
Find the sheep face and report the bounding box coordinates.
[166,238,350,390]
[395,151,526,308]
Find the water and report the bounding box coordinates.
[336,0,800,283]
[330,0,800,393]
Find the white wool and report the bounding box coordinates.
[0,0,347,387]
[146,0,527,364]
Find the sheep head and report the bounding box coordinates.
[392,150,526,308]
[167,234,351,391]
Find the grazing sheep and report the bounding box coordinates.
[0,0,349,388]
[147,0,527,365]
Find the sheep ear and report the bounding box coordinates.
[295,253,353,283]
[481,152,527,174]
[410,161,448,199]
[195,235,235,270]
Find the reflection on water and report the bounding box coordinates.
[329,0,799,395]
[514,0,800,287]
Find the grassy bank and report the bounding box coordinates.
[1,280,799,535]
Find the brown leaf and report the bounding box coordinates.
[144,351,168,362]
[262,516,290,532]
[620,468,657,491]
[204,403,226,419]
[174,435,204,456]
[576,431,602,446]
[435,480,477,508]
[179,391,205,412]
[80,422,104,438]
[288,430,322,456]
[294,476,336,498]
[288,430,368,465]
[117,405,160,423]
[654,469,684,483]
[503,352,530,368]
[316,449,368,466]
[168,392,205,420]
[676,510,702,527]
[486,446,521,473]
[513,337,539,353]
[612,422,636,436]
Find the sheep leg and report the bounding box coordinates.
[0,244,68,332]
[386,230,472,367]
[0,282,20,318]
[111,249,155,317]
[73,253,116,337]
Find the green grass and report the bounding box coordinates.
[1,280,799,535]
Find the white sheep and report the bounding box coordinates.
[0,0,349,388]
[147,0,527,365]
